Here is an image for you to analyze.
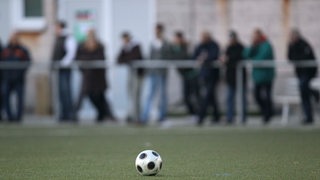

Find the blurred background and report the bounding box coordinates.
[0,0,319,124]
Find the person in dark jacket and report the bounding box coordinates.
[245,29,275,124]
[1,33,31,122]
[194,31,221,126]
[171,31,200,116]
[288,29,319,125]
[117,32,143,122]
[221,31,246,124]
[52,21,77,122]
[0,39,2,121]
[75,29,115,122]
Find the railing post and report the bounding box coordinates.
[236,61,244,124]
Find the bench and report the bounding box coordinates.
[275,78,301,125]
[275,77,320,125]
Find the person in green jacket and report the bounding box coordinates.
[171,31,200,116]
[245,29,276,124]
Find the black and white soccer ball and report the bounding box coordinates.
[135,150,163,176]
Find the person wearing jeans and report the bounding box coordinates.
[52,21,77,122]
[140,24,172,124]
[1,33,31,122]
[222,31,247,124]
[141,72,167,124]
[58,69,74,121]
[226,83,247,124]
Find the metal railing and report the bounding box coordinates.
[0,60,319,124]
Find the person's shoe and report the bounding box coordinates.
[96,116,106,123]
[211,117,221,126]
[135,120,147,127]
[196,119,204,127]
[126,117,134,124]
[313,90,320,104]
[263,117,272,125]
[226,120,234,126]
[302,119,314,125]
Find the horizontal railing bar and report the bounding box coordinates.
[0,60,319,69]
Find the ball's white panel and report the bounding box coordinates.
[135,150,162,176]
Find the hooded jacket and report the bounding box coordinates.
[245,39,275,84]
[288,38,317,78]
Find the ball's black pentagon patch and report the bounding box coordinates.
[147,161,155,170]
[137,165,143,173]
[152,151,159,157]
[139,153,146,159]
[159,162,162,170]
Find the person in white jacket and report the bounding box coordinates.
[52,21,77,122]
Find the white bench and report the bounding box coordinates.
[275,77,320,125]
[275,78,301,125]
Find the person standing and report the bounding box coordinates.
[140,24,172,125]
[171,31,200,116]
[75,30,115,122]
[52,21,77,122]
[1,33,31,122]
[221,31,246,124]
[0,39,2,121]
[194,31,221,126]
[245,29,275,124]
[288,29,319,125]
[117,32,144,122]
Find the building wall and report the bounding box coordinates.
[157,0,320,111]
[157,0,320,60]
[0,0,11,43]
[57,0,155,119]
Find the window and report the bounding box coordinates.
[24,0,43,17]
[11,0,46,31]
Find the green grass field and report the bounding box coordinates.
[0,125,319,179]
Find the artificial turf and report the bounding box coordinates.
[0,125,319,179]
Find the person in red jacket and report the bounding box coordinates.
[1,33,31,122]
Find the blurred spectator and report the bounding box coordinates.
[75,30,115,122]
[171,31,200,116]
[221,31,247,124]
[288,29,319,125]
[140,23,172,124]
[52,21,77,122]
[0,39,2,121]
[194,31,221,126]
[117,32,144,122]
[1,33,31,122]
[245,29,275,124]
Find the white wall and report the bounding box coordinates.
[0,0,11,43]
[108,0,156,119]
[58,0,156,119]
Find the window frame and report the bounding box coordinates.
[11,0,46,31]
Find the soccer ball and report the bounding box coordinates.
[135,150,163,176]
